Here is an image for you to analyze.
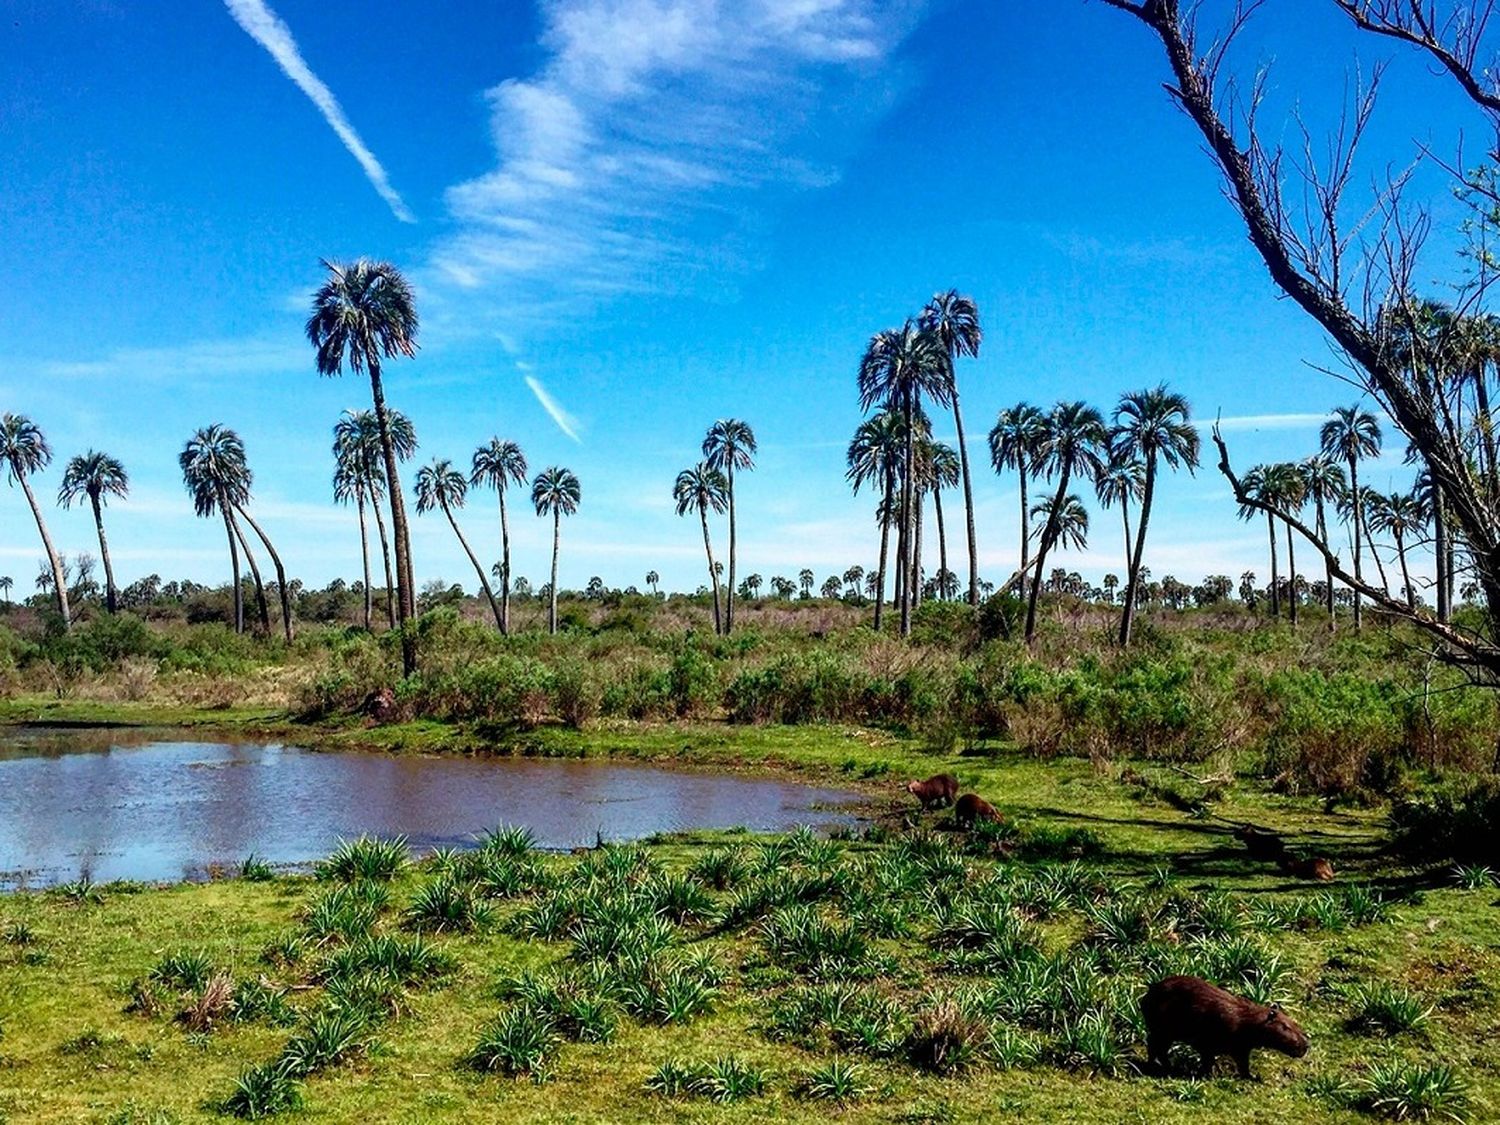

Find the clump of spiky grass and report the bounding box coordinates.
[231,979,297,1028]
[179,971,235,1033]
[316,836,409,883]
[278,1007,370,1076]
[52,876,103,906]
[798,1056,872,1102]
[259,931,306,968]
[650,873,716,925]
[1055,1008,1127,1076]
[690,847,747,891]
[906,998,989,1075]
[1346,983,1432,1037]
[1451,864,1495,890]
[479,823,537,858]
[316,933,454,986]
[238,854,275,882]
[759,904,872,979]
[149,949,214,992]
[223,1061,303,1119]
[405,876,494,933]
[466,1006,559,1080]
[2,919,36,946]
[645,1057,768,1103]
[301,882,388,944]
[1357,1061,1468,1121]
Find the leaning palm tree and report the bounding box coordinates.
[702,420,756,635]
[1110,385,1200,646]
[988,403,1047,585]
[847,410,904,629]
[532,467,581,635]
[1368,490,1425,608]
[1095,455,1144,608]
[673,462,729,633]
[1025,402,1108,643]
[470,438,528,635]
[180,424,252,634]
[414,459,504,630]
[1320,406,1382,630]
[1299,455,1347,629]
[1,415,70,629]
[920,290,983,605]
[57,450,128,614]
[858,322,950,636]
[307,259,420,671]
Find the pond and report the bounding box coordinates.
[0,726,865,888]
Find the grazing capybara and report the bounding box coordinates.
[1278,854,1335,881]
[1234,824,1288,862]
[954,793,1001,828]
[1142,975,1309,1079]
[906,774,959,810]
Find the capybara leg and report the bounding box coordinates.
[1234,1050,1253,1080]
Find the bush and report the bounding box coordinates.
[223,1062,303,1119]
[1390,779,1500,865]
[1357,1061,1468,1121]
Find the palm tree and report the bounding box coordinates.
[1,415,70,628]
[57,450,128,614]
[1412,465,1451,621]
[923,441,961,601]
[846,411,903,628]
[307,259,420,671]
[1238,465,1280,618]
[1320,406,1382,630]
[1110,385,1200,646]
[1368,490,1424,608]
[673,463,729,634]
[702,420,756,635]
[1030,493,1090,554]
[334,408,416,630]
[470,438,528,635]
[333,448,374,631]
[988,403,1047,586]
[532,467,581,635]
[920,290,983,605]
[1265,462,1307,625]
[180,424,252,634]
[1095,455,1144,607]
[1025,402,1107,643]
[858,322,950,636]
[232,495,294,644]
[798,568,815,598]
[415,459,504,629]
[646,570,660,596]
[0,576,11,604]
[1299,455,1347,628]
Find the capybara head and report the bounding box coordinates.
[905,779,922,794]
[1258,1006,1309,1058]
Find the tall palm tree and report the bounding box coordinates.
[1,415,70,629]
[847,410,903,629]
[1030,493,1090,555]
[1025,402,1108,643]
[335,408,416,630]
[674,463,729,634]
[470,438,528,635]
[1110,385,1200,646]
[1412,465,1451,621]
[702,420,756,635]
[1320,406,1382,630]
[1264,462,1307,626]
[333,451,374,631]
[858,321,950,636]
[1095,455,1144,608]
[1368,490,1424,608]
[307,259,420,671]
[1300,455,1347,628]
[798,568,815,598]
[924,440,961,600]
[180,424,251,634]
[988,403,1047,585]
[920,290,983,605]
[532,467,581,635]
[57,450,128,614]
[0,576,11,604]
[1238,464,1280,619]
[646,570,660,596]
[231,493,294,644]
[414,459,504,630]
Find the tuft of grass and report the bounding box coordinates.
[279,1007,370,1075]
[1346,983,1433,1037]
[2,919,36,946]
[317,933,454,986]
[1357,1060,1468,1121]
[52,876,103,905]
[179,971,235,1033]
[238,854,275,882]
[906,999,988,1075]
[1451,864,1495,890]
[799,1056,872,1103]
[644,1058,696,1097]
[478,823,537,858]
[466,1006,559,1079]
[231,979,297,1028]
[647,1056,768,1103]
[405,876,494,933]
[315,836,410,883]
[223,1061,304,1119]
[690,847,747,891]
[149,949,214,992]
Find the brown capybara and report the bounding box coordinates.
[954,793,1001,828]
[1278,854,1335,881]
[1234,824,1288,862]
[1142,975,1309,1078]
[906,774,959,810]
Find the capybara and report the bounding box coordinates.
[954,793,1001,828]
[1278,854,1335,881]
[906,774,959,810]
[1234,824,1288,862]
[1142,975,1309,1078]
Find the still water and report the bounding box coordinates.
[0,726,863,887]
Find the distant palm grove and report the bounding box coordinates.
[0,262,1467,651]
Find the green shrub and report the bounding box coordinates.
[223,1062,303,1119]
[1357,1060,1468,1121]
[467,1006,559,1079]
[1346,983,1431,1037]
[316,837,409,883]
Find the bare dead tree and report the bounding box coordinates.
[1101,0,1500,680]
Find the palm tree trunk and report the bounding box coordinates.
[913,492,925,608]
[1025,469,1071,644]
[231,512,270,636]
[1018,456,1031,578]
[952,395,979,606]
[371,493,396,630]
[1434,497,1449,622]
[899,388,915,638]
[1267,513,1280,618]
[234,504,293,643]
[1396,530,1415,608]
[89,491,118,614]
[1120,456,1155,646]
[369,362,416,673]
[221,506,243,634]
[700,506,723,634]
[874,469,893,631]
[356,489,372,631]
[549,508,561,635]
[19,471,71,630]
[1474,370,1498,490]
[1316,495,1335,630]
[498,489,512,636]
[443,500,504,629]
[933,488,949,600]
[1286,518,1298,627]
[1368,518,1392,596]
[1350,458,1363,631]
[725,461,737,634]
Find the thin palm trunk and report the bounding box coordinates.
[1475,369,1498,489]
[548,509,561,635]
[230,509,268,635]
[356,488,372,631]
[1395,528,1415,608]
[371,494,396,630]
[443,499,504,630]
[1349,458,1363,631]
[933,488,949,600]
[1285,518,1299,627]
[1025,468,1071,643]
[1434,498,1449,622]
[913,493,925,608]
[1266,512,1280,618]
[1018,455,1031,578]
[725,461,737,634]
[498,489,512,636]
[369,362,416,672]
[1368,517,1392,596]
[899,387,915,637]
[19,471,71,629]
[221,505,243,634]
[874,469,893,631]
[699,506,723,634]
[1316,495,1335,630]
[952,394,979,606]
[1120,456,1154,646]
[234,504,293,643]
[88,490,118,614]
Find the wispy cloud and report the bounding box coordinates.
[26,335,306,381]
[427,0,924,320]
[525,375,582,442]
[223,0,414,223]
[1201,413,1331,433]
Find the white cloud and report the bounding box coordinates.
[223,0,415,223]
[27,336,305,381]
[525,375,582,442]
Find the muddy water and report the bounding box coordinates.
[0,726,863,887]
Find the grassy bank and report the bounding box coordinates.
[1,750,1496,1125]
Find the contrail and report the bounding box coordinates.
[223,0,415,223]
[525,375,581,442]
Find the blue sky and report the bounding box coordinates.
[0,0,1484,597]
